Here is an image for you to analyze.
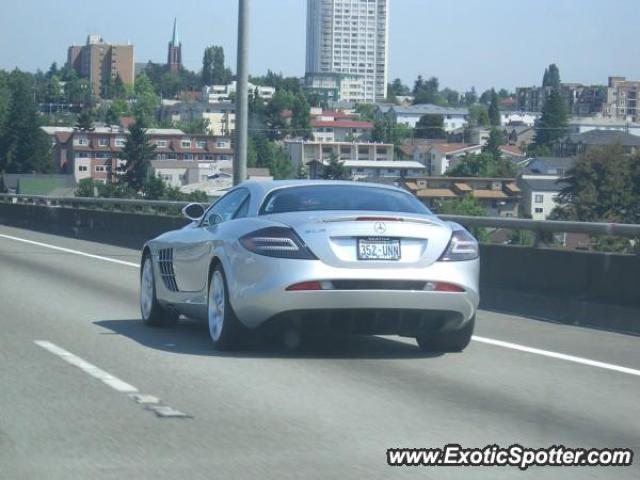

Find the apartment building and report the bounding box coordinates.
[160,101,236,136]
[44,126,232,184]
[310,110,373,141]
[606,76,640,122]
[201,82,275,103]
[515,84,607,115]
[303,72,365,103]
[403,177,521,217]
[67,34,134,98]
[306,0,388,103]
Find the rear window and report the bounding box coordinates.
[259,185,431,215]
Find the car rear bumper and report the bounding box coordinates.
[227,254,479,331]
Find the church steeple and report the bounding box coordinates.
[167,17,182,73]
[171,17,180,46]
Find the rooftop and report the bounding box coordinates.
[564,129,640,146]
[519,176,564,192]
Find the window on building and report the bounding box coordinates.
[75,136,88,146]
[78,165,88,172]
[196,140,207,149]
[155,140,168,147]
[181,140,191,148]
[534,207,544,214]
[95,166,107,173]
[98,138,109,147]
[184,153,194,160]
[535,194,544,203]
[115,137,126,147]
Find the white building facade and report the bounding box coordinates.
[306,0,389,104]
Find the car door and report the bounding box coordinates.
[171,188,250,293]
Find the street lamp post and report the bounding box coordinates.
[233,0,250,185]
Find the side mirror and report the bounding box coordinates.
[182,203,205,221]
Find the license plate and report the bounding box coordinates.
[357,238,401,261]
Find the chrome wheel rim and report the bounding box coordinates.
[208,271,225,342]
[140,258,154,320]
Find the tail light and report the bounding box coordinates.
[424,281,465,292]
[240,227,317,260]
[438,229,479,262]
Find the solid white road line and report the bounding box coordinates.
[7,232,639,379]
[472,336,640,377]
[0,233,138,268]
[35,340,139,393]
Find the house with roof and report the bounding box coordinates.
[376,104,469,133]
[553,130,640,157]
[402,176,521,217]
[517,175,564,220]
[522,156,577,176]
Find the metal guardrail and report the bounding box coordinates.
[2,193,640,239]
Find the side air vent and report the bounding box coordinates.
[158,249,179,292]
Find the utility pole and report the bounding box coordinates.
[233,0,249,185]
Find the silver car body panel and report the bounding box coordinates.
[143,180,480,331]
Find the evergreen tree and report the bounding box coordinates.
[113,74,127,99]
[542,63,561,89]
[488,89,500,127]
[0,71,51,173]
[74,109,95,131]
[202,46,231,86]
[415,114,445,139]
[447,151,514,177]
[483,128,505,158]
[534,89,568,147]
[321,153,348,180]
[119,119,156,192]
[291,92,311,139]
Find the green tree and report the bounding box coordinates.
[133,73,160,124]
[177,118,210,134]
[413,76,439,105]
[464,87,478,106]
[555,144,637,223]
[389,78,410,97]
[119,119,156,192]
[291,92,311,139]
[415,114,445,139]
[113,74,127,99]
[74,109,95,131]
[483,128,505,158]
[488,89,500,127]
[202,46,231,85]
[533,89,568,147]
[142,175,167,200]
[447,152,514,177]
[542,63,561,89]
[75,178,96,197]
[372,117,413,145]
[321,153,348,180]
[437,196,489,242]
[0,71,51,173]
[468,104,490,127]
[354,103,375,121]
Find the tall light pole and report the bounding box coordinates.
[233,0,249,185]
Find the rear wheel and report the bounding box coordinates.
[416,315,475,353]
[207,265,245,350]
[140,254,178,327]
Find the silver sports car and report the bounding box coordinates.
[140,180,479,351]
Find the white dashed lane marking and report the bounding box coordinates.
[34,340,189,418]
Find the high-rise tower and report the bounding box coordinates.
[305,0,389,103]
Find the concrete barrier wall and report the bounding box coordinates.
[2,203,639,330]
[479,244,640,308]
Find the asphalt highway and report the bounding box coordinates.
[0,224,638,479]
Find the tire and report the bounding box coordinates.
[140,253,178,327]
[207,265,245,351]
[416,315,475,353]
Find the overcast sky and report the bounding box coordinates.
[1,0,638,92]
